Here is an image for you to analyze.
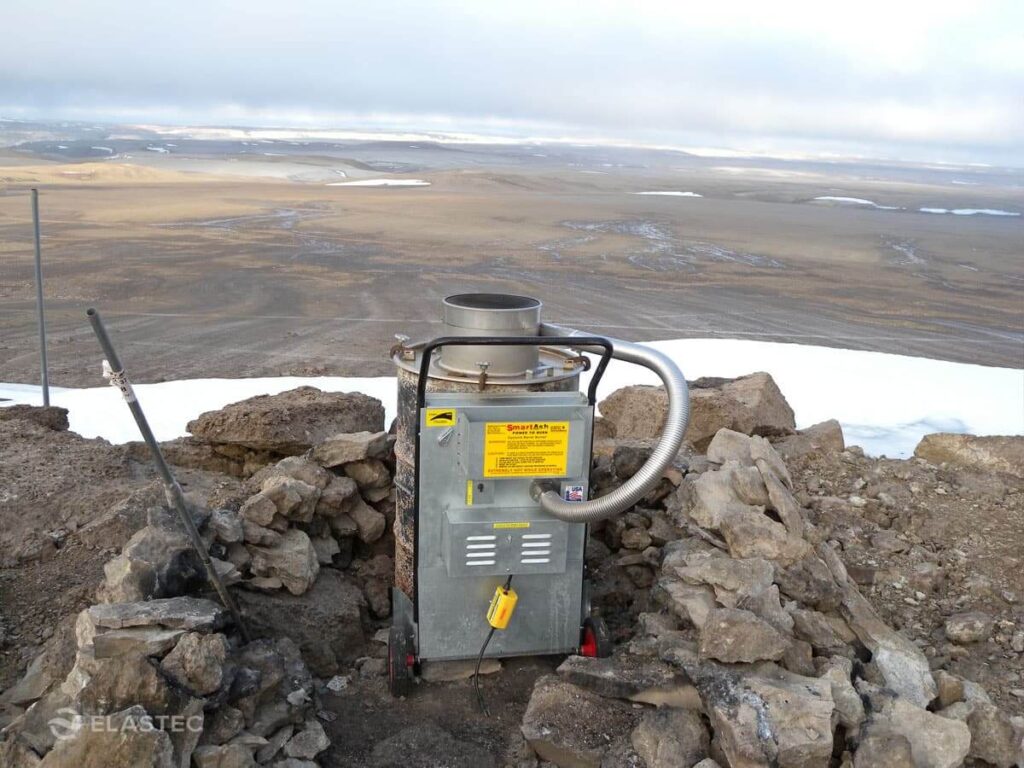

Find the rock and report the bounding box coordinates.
[201,706,246,746]
[311,534,340,565]
[762,470,805,537]
[776,556,842,612]
[248,528,320,596]
[283,719,330,759]
[39,705,175,768]
[343,458,391,490]
[368,723,498,768]
[933,671,965,709]
[241,519,280,546]
[78,654,204,768]
[0,404,69,431]
[687,470,752,530]
[88,597,226,632]
[556,653,699,709]
[621,527,652,550]
[683,374,795,449]
[192,744,256,768]
[773,420,845,460]
[253,456,333,490]
[99,524,205,603]
[93,627,185,659]
[864,696,970,768]
[966,703,1020,768]
[719,509,810,566]
[944,611,993,644]
[818,656,865,731]
[820,545,937,708]
[657,577,718,629]
[348,496,387,543]
[630,708,709,768]
[0,653,53,707]
[707,428,756,466]
[698,608,790,663]
[187,386,385,453]
[315,476,359,517]
[261,477,319,523]
[790,608,856,654]
[420,658,502,682]
[520,675,642,768]
[853,733,914,768]
[312,431,390,467]
[598,386,670,440]
[160,632,229,695]
[682,664,834,768]
[239,493,277,526]
[914,433,1024,478]
[210,509,244,544]
[675,553,774,605]
[235,568,366,676]
[256,725,294,763]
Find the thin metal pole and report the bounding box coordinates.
[31,189,50,406]
[86,308,251,642]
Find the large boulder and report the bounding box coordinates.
[914,433,1024,478]
[187,387,385,454]
[520,675,642,767]
[38,705,175,768]
[98,524,205,603]
[247,529,319,596]
[235,568,366,676]
[631,708,709,768]
[600,373,795,450]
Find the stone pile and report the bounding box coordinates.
[0,387,398,767]
[517,377,1023,767]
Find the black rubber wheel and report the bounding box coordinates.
[581,615,613,658]
[388,625,414,697]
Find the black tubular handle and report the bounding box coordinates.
[415,335,614,408]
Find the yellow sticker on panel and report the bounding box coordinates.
[483,421,569,478]
[425,408,456,427]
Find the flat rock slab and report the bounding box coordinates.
[88,596,227,632]
[556,653,698,708]
[521,675,643,768]
[419,658,501,682]
[187,386,385,453]
[93,627,186,659]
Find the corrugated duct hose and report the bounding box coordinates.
[531,322,690,523]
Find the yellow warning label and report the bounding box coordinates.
[483,421,570,478]
[425,408,456,427]
[466,480,474,506]
[493,521,530,529]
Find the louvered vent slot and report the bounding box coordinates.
[465,535,496,566]
[520,532,551,564]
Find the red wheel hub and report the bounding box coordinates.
[580,626,598,657]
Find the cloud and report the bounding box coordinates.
[0,0,1021,163]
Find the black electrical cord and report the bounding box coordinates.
[474,575,513,716]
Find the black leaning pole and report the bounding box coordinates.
[31,189,50,407]
[86,308,250,642]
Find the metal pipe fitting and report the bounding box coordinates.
[536,322,690,523]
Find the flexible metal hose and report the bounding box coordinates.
[533,323,690,523]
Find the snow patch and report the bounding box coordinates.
[813,196,901,210]
[920,207,1020,217]
[635,191,703,197]
[2,340,1020,460]
[326,179,430,187]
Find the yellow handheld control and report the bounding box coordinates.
[486,585,518,630]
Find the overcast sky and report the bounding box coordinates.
[1,0,1021,164]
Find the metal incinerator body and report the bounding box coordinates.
[387,294,689,696]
